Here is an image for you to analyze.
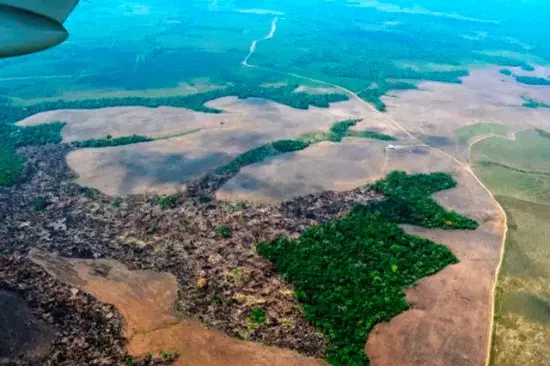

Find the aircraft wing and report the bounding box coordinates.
[1,0,79,23]
[0,0,80,58]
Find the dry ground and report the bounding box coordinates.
[382,67,550,161]
[30,249,323,366]
[18,97,397,196]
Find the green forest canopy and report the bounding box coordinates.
[258,171,476,365]
[0,84,349,125]
[0,122,65,186]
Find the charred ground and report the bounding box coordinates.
[0,141,475,365]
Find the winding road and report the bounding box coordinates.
[242,17,278,66]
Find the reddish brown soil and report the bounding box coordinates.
[29,249,324,366]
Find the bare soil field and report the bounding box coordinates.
[382,67,550,161]
[17,97,394,142]
[30,249,324,366]
[40,97,398,196]
[217,139,390,203]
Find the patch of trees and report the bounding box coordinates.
[363,171,479,230]
[216,140,310,175]
[155,195,178,209]
[0,145,25,187]
[72,135,153,149]
[327,120,361,142]
[515,76,550,86]
[321,62,467,111]
[522,98,550,109]
[0,122,65,186]
[3,121,65,148]
[327,120,396,142]
[233,84,348,109]
[499,69,512,76]
[348,130,395,141]
[1,85,349,125]
[248,307,266,328]
[217,120,395,177]
[357,81,421,113]
[257,171,477,365]
[215,225,232,238]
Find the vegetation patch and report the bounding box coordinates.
[235,84,348,109]
[0,122,65,186]
[155,195,178,209]
[357,81,420,112]
[9,122,65,147]
[217,120,395,177]
[364,171,479,230]
[0,85,348,125]
[258,171,476,365]
[216,139,310,174]
[514,76,550,86]
[347,130,395,141]
[327,120,395,142]
[455,123,507,143]
[215,225,232,238]
[328,120,361,142]
[72,135,153,148]
[298,120,395,144]
[30,197,49,211]
[523,98,550,109]
[0,145,26,186]
[84,187,101,200]
[499,69,513,76]
[248,307,266,329]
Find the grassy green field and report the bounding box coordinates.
[455,123,508,143]
[471,130,550,366]
[473,130,550,174]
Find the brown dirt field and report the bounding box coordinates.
[56,97,398,196]
[217,139,390,203]
[382,67,550,161]
[29,249,325,366]
[29,249,180,339]
[16,97,393,142]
